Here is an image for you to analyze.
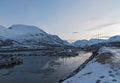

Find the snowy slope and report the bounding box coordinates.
[72,40,88,47]
[9,24,55,44]
[72,39,107,47]
[1,24,120,48]
[108,35,120,42]
[63,40,70,45]
[88,39,107,45]
[0,25,18,46]
[0,25,16,38]
[0,24,67,47]
[9,24,46,35]
[48,34,64,45]
[63,47,120,83]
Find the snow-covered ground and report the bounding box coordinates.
[62,47,120,83]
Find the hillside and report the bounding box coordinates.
[63,47,120,83]
[0,24,67,49]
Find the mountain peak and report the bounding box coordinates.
[9,24,46,35]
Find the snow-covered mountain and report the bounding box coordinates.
[72,40,88,47]
[0,25,16,38]
[0,24,66,48]
[88,39,107,45]
[108,35,120,43]
[9,24,56,45]
[48,34,65,45]
[0,24,120,48]
[72,39,107,47]
[63,40,70,45]
[72,35,120,47]
[63,47,120,83]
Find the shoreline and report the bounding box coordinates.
[59,50,98,83]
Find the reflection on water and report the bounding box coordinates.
[0,51,91,83]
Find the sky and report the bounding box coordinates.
[0,0,120,42]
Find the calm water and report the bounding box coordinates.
[0,51,91,83]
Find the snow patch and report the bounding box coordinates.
[63,47,120,83]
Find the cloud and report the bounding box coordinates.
[87,22,120,31]
[67,39,76,43]
[93,34,102,37]
[93,34,110,38]
[72,32,79,34]
[82,17,101,24]
[100,36,110,38]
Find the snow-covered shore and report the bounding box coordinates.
[62,47,120,83]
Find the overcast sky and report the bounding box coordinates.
[0,0,120,42]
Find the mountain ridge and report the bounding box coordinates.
[0,24,68,48]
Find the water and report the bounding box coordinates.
[0,51,91,83]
